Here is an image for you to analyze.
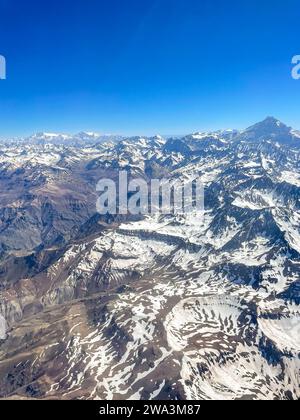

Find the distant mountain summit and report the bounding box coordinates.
[27,132,73,144]
[164,117,300,156]
[19,132,123,146]
[237,117,300,144]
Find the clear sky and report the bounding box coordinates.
[0,0,300,137]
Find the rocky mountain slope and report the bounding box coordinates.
[0,117,299,400]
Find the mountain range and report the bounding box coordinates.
[0,117,299,400]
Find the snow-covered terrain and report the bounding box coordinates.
[0,117,299,400]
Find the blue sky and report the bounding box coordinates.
[0,0,299,137]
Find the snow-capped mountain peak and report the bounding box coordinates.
[237,117,299,144]
[30,132,71,141]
